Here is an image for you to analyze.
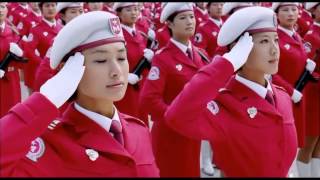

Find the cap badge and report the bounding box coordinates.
[109,17,122,35]
[247,107,257,119]
[86,149,99,161]
[26,137,45,162]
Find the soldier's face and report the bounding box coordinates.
[61,7,83,24]
[169,11,196,39]
[208,3,224,19]
[29,3,40,12]
[0,3,8,22]
[88,3,103,11]
[41,3,57,20]
[118,5,139,25]
[77,42,129,103]
[277,5,298,29]
[243,31,280,75]
[312,4,320,22]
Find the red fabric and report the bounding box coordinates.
[23,19,62,90]
[155,24,170,49]
[193,19,222,59]
[0,22,22,117]
[272,28,309,147]
[0,93,159,177]
[296,8,313,37]
[140,41,209,177]
[194,6,209,30]
[303,24,320,136]
[165,57,297,177]
[114,28,149,125]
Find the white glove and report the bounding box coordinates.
[306,59,316,73]
[291,89,303,104]
[9,43,23,57]
[40,52,85,108]
[222,32,254,72]
[0,70,5,78]
[128,73,140,85]
[143,48,154,63]
[147,28,156,40]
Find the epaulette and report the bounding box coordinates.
[121,114,147,127]
[273,84,287,92]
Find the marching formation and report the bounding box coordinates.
[0,2,319,177]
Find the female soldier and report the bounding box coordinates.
[165,6,298,177]
[113,3,154,126]
[23,2,61,92]
[33,2,84,92]
[0,11,159,177]
[298,2,320,177]
[270,3,317,176]
[140,3,210,177]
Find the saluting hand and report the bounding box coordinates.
[222,32,254,72]
[40,52,85,108]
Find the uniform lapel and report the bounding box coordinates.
[169,41,198,69]
[225,77,282,118]
[119,113,138,155]
[63,104,132,158]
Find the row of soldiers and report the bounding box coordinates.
[0,2,319,177]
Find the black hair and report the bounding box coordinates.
[39,2,57,11]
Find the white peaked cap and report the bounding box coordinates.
[218,6,277,47]
[272,2,299,12]
[160,2,194,23]
[57,2,83,13]
[305,3,320,10]
[222,2,253,16]
[113,3,138,11]
[50,11,125,69]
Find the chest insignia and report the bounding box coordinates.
[207,100,219,115]
[147,66,160,80]
[212,31,217,37]
[175,64,183,71]
[26,137,45,162]
[86,149,99,161]
[247,107,257,119]
[43,31,48,36]
[284,44,290,50]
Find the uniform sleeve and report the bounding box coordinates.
[139,55,168,121]
[304,32,318,60]
[164,56,234,139]
[0,92,59,175]
[34,57,56,92]
[24,29,43,65]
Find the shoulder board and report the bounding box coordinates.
[155,46,168,55]
[120,113,146,127]
[272,84,287,92]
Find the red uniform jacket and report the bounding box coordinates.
[155,25,170,49]
[7,4,31,26]
[136,16,151,35]
[165,57,298,177]
[0,93,159,177]
[140,40,209,177]
[114,28,148,124]
[303,23,320,136]
[194,6,209,30]
[272,28,308,147]
[193,19,222,59]
[0,22,22,117]
[296,8,313,37]
[17,11,42,37]
[23,19,62,90]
